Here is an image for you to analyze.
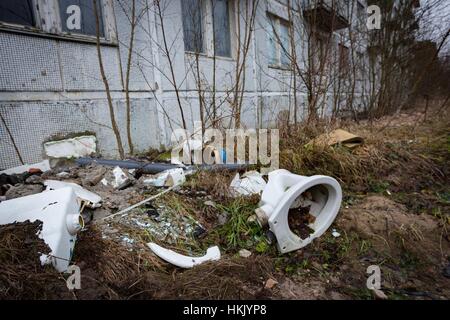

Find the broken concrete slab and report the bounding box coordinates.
[44,135,96,159]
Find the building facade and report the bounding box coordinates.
[0,0,371,169]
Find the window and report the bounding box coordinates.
[357,2,365,27]
[311,34,328,72]
[59,0,105,37]
[212,0,231,57]
[181,0,204,53]
[339,44,350,74]
[0,0,36,27]
[267,14,291,68]
[182,0,233,58]
[357,52,366,80]
[0,0,115,43]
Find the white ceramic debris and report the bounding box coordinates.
[0,187,84,272]
[44,135,96,159]
[147,242,220,268]
[230,171,266,196]
[255,169,342,253]
[0,160,51,175]
[44,180,102,208]
[143,168,186,187]
[101,166,133,189]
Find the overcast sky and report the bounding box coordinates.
[420,0,450,55]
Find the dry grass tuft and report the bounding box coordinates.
[279,110,449,193]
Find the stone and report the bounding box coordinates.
[5,184,44,200]
[264,278,278,290]
[25,175,43,184]
[372,289,388,300]
[239,249,252,258]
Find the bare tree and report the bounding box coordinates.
[93,0,125,159]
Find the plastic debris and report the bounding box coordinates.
[44,135,96,159]
[230,171,266,196]
[44,180,102,208]
[0,187,84,272]
[306,129,363,149]
[147,242,221,268]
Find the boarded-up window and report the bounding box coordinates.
[0,0,35,27]
[182,0,204,53]
[212,0,231,57]
[59,0,105,37]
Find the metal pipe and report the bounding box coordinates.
[76,158,250,174]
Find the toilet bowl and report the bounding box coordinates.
[255,169,342,253]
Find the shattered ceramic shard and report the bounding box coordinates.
[332,229,341,238]
[44,180,102,208]
[44,135,96,159]
[143,168,186,187]
[0,160,51,175]
[101,166,133,189]
[0,187,83,272]
[147,242,220,268]
[230,171,266,196]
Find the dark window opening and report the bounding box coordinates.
[0,0,36,27]
[212,0,231,57]
[181,0,204,53]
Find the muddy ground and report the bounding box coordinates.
[0,107,449,300]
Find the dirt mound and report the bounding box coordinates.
[0,221,71,299]
[339,196,445,260]
[336,195,450,299]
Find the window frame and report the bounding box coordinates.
[338,43,350,76]
[0,0,117,45]
[0,0,41,31]
[181,0,207,54]
[183,0,236,60]
[267,13,292,70]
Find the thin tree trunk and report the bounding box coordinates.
[125,0,136,154]
[0,112,24,165]
[93,0,125,159]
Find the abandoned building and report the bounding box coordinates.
[0,0,374,169]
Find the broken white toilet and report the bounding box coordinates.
[255,169,342,253]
